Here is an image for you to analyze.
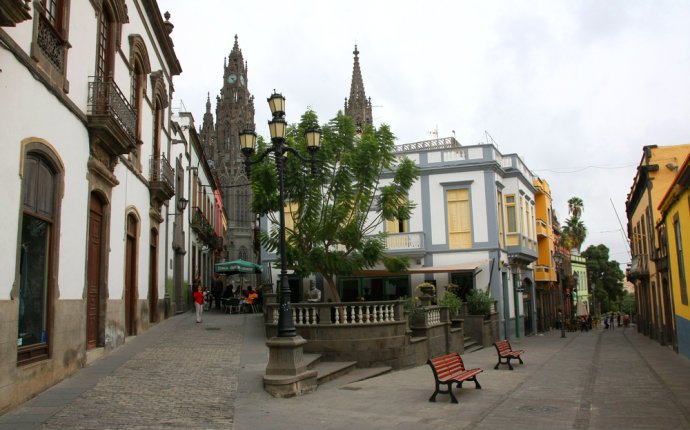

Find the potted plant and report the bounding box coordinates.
[402,296,424,326]
[466,288,492,317]
[415,282,436,297]
[438,290,462,318]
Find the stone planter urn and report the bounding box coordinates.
[419,285,435,296]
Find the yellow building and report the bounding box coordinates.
[533,178,558,331]
[626,144,690,347]
[658,153,690,360]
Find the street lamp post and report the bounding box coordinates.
[239,92,320,397]
[555,251,566,338]
[240,92,320,337]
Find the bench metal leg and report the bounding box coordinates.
[472,376,482,389]
[429,382,458,404]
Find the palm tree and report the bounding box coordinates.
[563,217,587,252]
[568,197,584,219]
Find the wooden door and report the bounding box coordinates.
[125,214,138,336]
[86,194,104,349]
[148,229,158,323]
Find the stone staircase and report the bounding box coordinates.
[304,354,392,390]
[463,335,484,353]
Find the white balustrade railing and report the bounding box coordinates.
[268,301,402,326]
[424,307,442,326]
[385,232,424,250]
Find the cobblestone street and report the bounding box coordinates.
[2,312,690,430]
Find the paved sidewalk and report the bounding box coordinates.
[2,312,690,429]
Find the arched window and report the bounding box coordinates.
[17,153,60,364]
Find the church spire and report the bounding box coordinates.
[344,44,373,131]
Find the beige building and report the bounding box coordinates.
[626,144,690,347]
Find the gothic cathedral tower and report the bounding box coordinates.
[344,45,373,131]
[200,35,256,267]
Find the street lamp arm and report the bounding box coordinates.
[283,145,310,162]
[246,146,276,167]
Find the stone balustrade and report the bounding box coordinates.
[266,301,403,326]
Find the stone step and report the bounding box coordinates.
[464,343,484,353]
[464,336,483,353]
[311,360,358,385]
[317,366,393,391]
[304,353,322,368]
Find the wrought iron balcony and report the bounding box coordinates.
[190,207,218,247]
[191,207,209,233]
[36,13,68,71]
[149,155,174,203]
[87,76,136,157]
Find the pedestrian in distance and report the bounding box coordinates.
[604,314,610,330]
[212,274,224,310]
[193,285,204,323]
[617,313,621,327]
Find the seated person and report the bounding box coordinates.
[244,288,259,312]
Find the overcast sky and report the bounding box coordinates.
[160,0,690,268]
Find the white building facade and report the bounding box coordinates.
[0,0,181,412]
[260,137,540,339]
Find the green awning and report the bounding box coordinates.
[214,259,262,275]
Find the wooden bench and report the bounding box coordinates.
[427,352,483,403]
[493,339,524,370]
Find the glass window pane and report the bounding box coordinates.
[18,215,50,348]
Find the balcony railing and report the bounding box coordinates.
[149,155,174,202]
[36,13,68,71]
[534,264,556,282]
[383,232,424,251]
[87,76,136,147]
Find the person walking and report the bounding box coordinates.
[193,285,204,323]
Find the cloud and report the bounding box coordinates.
[160,0,690,266]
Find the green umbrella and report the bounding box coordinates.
[214,259,262,275]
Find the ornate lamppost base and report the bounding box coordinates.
[263,335,318,398]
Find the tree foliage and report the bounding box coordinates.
[582,244,625,313]
[562,196,587,252]
[250,110,419,301]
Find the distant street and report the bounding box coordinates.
[2,311,689,430]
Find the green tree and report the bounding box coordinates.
[582,244,625,313]
[620,291,636,315]
[250,110,419,302]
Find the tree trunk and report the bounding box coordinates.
[322,274,342,303]
[323,274,345,323]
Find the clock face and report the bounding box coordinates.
[240,75,245,86]
[227,73,237,84]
